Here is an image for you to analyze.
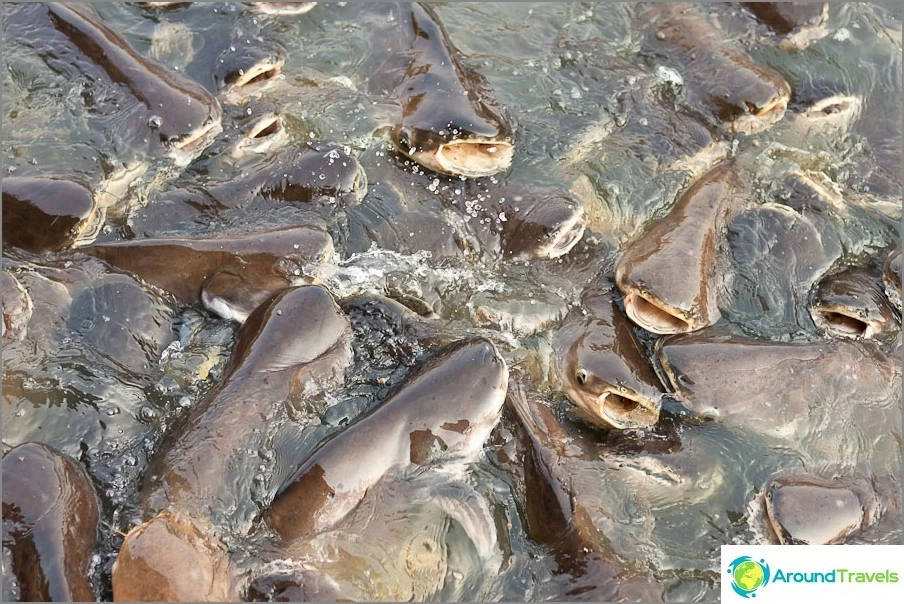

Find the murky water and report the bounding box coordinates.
[2,2,902,602]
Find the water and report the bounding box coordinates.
[2,2,901,602]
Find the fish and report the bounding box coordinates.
[43,3,223,169]
[82,225,335,322]
[139,285,352,516]
[655,330,901,448]
[214,39,286,105]
[810,263,900,340]
[112,511,233,602]
[264,337,508,543]
[742,2,830,50]
[114,286,352,602]
[498,187,587,261]
[2,442,99,602]
[637,3,791,135]
[753,471,900,545]
[1,270,33,343]
[883,247,901,311]
[552,286,665,429]
[615,162,744,334]
[502,383,663,601]
[370,3,514,178]
[1,176,103,253]
[247,2,318,16]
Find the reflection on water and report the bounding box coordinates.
[2,2,901,602]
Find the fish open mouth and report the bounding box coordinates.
[544,215,586,259]
[623,290,696,335]
[810,306,876,339]
[595,388,661,430]
[249,2,318,15]
[171,117,223,155]
[425,140,514,179]
[231,60,284,91]
[230,113,287,158]
[733,96,789,134]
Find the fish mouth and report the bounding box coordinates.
[623,290,697,335]
[248,2,318,15]
[230,113,287,158]
[545,215,586,259]
[169,116,223,161]
[232,59,284,91]
[581,387,661,430]
[732,95,789,134]
[415,140,514,179]
[810,305,878,339]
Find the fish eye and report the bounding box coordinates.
[575,368,588,385]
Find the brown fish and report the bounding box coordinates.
[742,2,830,50]
[2,442,99,602]
[82,226,335,322]
[810,263,900,340]
[44,3,223,168]
[371,3,514,178]
[140,285,352,516]
[638,3,791,134]
[503,384,663,601]
[214,39,286,105]
[2,176,102,253]
[498,187,586,261]
[112,512,232,602]
[264,338,508,543]
[114,286,352,602]
[615,162,743,334]
[553,286,665,429]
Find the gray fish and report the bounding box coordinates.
[615,162,743,334]
[264,338,508,543]
[883,247,901,311]
[552,286,665,429]
[753,471,900,545]
[370,3,514,178]
[1,270,33,343]
[1,176,103,253]
[810,263,900,340]
[2,442,99,602]
[656,330,901,445]
[247,2,318,16]
[82,226,335,322]
[637,3,791,135]
[742,2,830,49]
[214,39,286,105]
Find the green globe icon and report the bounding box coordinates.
[734,560,765,592]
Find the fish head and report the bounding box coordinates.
[562,335,663,430]
[215,39,286,104]
[247,2,318,15]
[809,266,899,340]
[763,474,868,544]
[709,50,790,134]
[224,101,289,159]
[559,292,664,430]
[405,338,509,466]
[501,190,586,260]
[112,512,232,602]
